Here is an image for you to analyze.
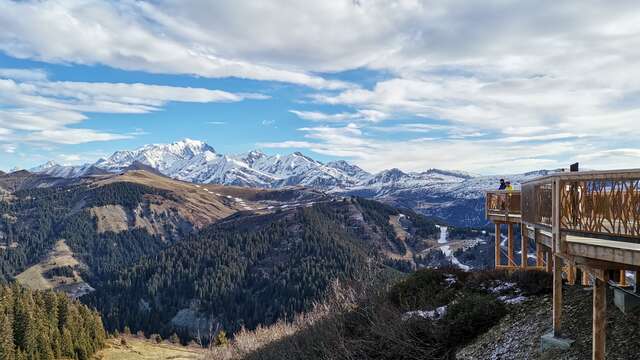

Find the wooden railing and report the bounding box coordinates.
[521,169,640,241]
[485,190,521,218]
[521,179,552,227]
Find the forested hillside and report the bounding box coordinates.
[85,198,439,340]
[0,170,442,344]
[0,284,106,360]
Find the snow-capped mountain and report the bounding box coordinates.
[29,139,551,226]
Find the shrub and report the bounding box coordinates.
[464,269,510,291]
[43,265,75,278]
[511,270,552,295]
[215,330,229,347]
[387,269,461,310]
[443,293,506,346]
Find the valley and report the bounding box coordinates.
[0,167,483,347]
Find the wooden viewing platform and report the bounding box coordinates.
[486,168,640,360]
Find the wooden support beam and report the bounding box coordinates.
[521,224,528,268]
[536,235,544,267]
[572,256,640,272]
[593,273,608,360]
[546,251,553,273]
[568,264,576,285]
[582,270,590,286]
[508,223,515,267]
[552,254,564,337]
[495,223,501,268]
[552,178,561,254]
[619,270,627,287]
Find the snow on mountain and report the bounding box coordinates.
[29,161,105,178]
[326,160,371,181]
[28,139,555,226]
[94,138,216,174]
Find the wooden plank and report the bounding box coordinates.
[553,254,563,337]
[593,273,608,360]
[546,251,553,273]
[521,223,528,268]
[567,241,640,267]
[495,223,501,268]
[572,256,640,272]
[582,270,590,286]
[508,223,515,267]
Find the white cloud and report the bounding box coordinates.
[3,1,640,171]
[1,143,16,153]
[0,68,47,81]
[23,129,131,145]
[0,72,261,144]
[0,0,349,89]
[261,124,605,174]
[289,109,388,122]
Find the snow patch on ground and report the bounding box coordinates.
[489,282,517,293]
[498,295,528,304]
[402,305,448,321]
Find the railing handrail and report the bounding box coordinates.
[522,168,640,185]
[520,168,640,241]
[485,191,522,218]
[485,190,522,194]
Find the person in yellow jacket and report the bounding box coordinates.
[505,181,514,191]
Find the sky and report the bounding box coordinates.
[1,0,640,174]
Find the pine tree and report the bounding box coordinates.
[214,330,228,347]
[0,312,15,360]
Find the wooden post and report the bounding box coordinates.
[495,223,501,268]
[536,235,543,267]
[568,265,576,285]
[552,254,563,337]
[619,270,627,287]
[582,270,590,286]
[552,178,561,254]
[546,251,553,273]
[508,223,515,267]
[521,224,528,269]
[593,272,608,360]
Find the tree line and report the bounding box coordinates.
[0,283,106,360]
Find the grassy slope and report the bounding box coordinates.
[15,239,86,291]
[96,337,206,360]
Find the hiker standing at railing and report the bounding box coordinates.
[505,181,513,191]
[499,179,507,190]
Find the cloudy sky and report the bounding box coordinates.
[1,0,640,174]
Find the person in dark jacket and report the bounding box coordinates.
[498,179,507,190]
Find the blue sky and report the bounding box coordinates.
[2,1,640,174]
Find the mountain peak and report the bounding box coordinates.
[30,160,60,172]
[169,138,216,154]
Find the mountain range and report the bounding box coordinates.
[28,139,552,227]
